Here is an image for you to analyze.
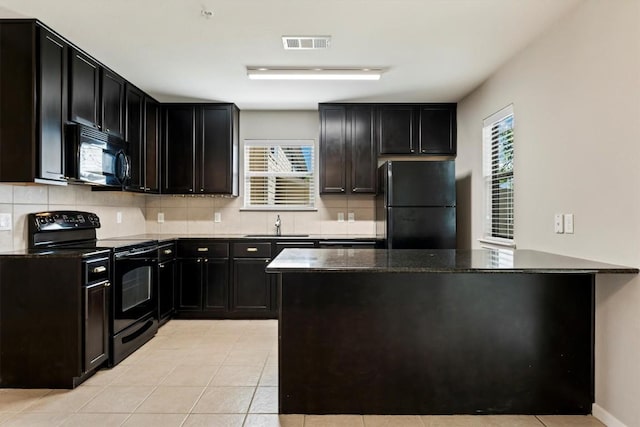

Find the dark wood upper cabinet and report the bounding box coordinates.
[349,106,377,193]
[319,104,376,194]
[319,105,347,193]
[0,21,67,183]
[163,103,239,195]
[377,103,456,156]
[200,105,239,194]
[125,85,144,191]
[377,105,417,155]
[38,27,68,183]
[419,105,457,155]
[100,70,125,138]
[163,105,196,193]
[69,49,100,129]
[144,97,160,193]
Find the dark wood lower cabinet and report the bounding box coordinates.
[177,259,204,311]
[204,258,229,312]
[158,257,176,324]
[232,258,272,312]
[84,280,109,373]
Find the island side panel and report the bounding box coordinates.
[278,272,594,415]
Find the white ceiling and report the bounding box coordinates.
[0,0,581,110]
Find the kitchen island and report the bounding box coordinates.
[266,249,637,415]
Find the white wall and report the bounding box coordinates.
[457,1,640,425]
[144,110,376,236]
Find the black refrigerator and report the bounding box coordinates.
[376,161,456,249]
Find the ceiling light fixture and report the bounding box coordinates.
[246,67,382,81]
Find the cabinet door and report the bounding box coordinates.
[419,105,456,155]
[163,106,196,193]
[144,98,160,193]
[158,259,175,319]
[126,85,144,190]
[204,258,229,312]
[69,49,100,128]
[101,70,125,138]
[349,106,376,193]
[84,280,109,373]
[319,105,347,193]
[377,105,416,154]
[37,27,68,182]
[232,258,271,312]
[177,259,203,311]
[199,105,236,194]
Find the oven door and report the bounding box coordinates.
[113,247,157,334]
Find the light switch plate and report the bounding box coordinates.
[116,211,122,224]
[337,212,344,222]
[554,214,564,234]
[0,213,12,231]
[347,212,355,223]
[214,212,221,223]
[157,212,165,223]
[564,214,574,234]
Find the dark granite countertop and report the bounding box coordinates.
[265,248,639,274]
[0,247,111,259]
[105,234,378,241]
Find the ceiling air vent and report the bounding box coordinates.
[282,36,331,50]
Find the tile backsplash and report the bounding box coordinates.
[0,183,376,252]
[144,193,376,236]
[0,183,146,252]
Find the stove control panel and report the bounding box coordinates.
[30,211,101,231]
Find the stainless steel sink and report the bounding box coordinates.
[244,234,309,238]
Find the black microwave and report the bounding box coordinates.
[65,123,131,187]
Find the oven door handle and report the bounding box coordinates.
[116,248,158,259]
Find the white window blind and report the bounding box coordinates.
[482,105,514,243]
[244,140,315,210]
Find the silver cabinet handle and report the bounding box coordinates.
[247,247,258,252]
[197,247,209,252]
[159,264,165,269]
[92,266,107,273]
[164,249,173,255]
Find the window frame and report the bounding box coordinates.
[480,105,515,248]
[242,139,317,211]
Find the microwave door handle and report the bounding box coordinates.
[115,151,131,185]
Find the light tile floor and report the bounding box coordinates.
[0,320,605,427]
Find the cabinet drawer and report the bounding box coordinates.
[233,242,271,258]
[84,256,110,284]
[178,241,229,258]
[158,243,176,262]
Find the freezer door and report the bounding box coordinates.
[387,207,456,249]
[387,161,455,207]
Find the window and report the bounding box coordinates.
[482,105,514,244]
[244,140,315,210]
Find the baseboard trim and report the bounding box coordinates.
[593,403,627,427]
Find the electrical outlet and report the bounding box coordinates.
[337,212,344,222]
[564,214,574,234]
[0,213,12,231]
[116,211,122,224]
[157,212,165,223]
[347,212,355,223]
[554,214,564,234]
[214,212,221,223]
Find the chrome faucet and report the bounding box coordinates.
[275,214,281,236]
